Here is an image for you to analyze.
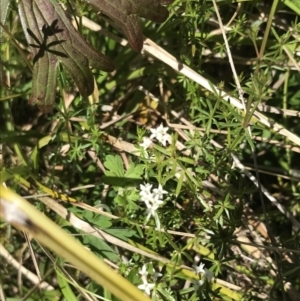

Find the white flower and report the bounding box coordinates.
[150,124,170,146]
[152,184,168,199]
[152,268,162,281]
[139,184,165,226]
[145,195,163,220]
[145,195,163,219]
[145,204,159,222]
[139,137,152,150]
[139,184,153,202]
[138,281,155,295]
[139,184,154,206]
[192,262,206,275]
[148,194,164,208]
[140,183,153,197]
[139,264,148,281]
[122,258,134,276]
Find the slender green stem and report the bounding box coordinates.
[259,0,279,58]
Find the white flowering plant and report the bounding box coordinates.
[2,0,297,300]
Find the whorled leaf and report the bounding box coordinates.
[86,0,174,51]
[18,0,115,113]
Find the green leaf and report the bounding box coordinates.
[31,53,58,113]
[101,175,143,187]
[0,130,43,144]
[86,0,173,51]
[56,271,78,301]
[0,167,32,182]
[83,235,119,262]
[114,190,139,210]
[18,0,115,112]
[125,162,144,178]
[82,211,112,228]
[175,169,185,197]
[282,0,300,14]
[0,0,10,87]
[105,228,137,240]
[0,0,9,30]
[104,155,125,177]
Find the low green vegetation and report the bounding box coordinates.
[1,0,300,300]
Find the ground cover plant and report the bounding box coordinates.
[1,0,300,300]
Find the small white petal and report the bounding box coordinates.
[193,262,206,275]
[139,264,148,278]
[149,124,170,146]
[150,128,158,139]
[140,184,153,203]
[153,184,168,199]
[140,183,153,195]
[145,205,158,219]
[139,137,152,150]
[159,134,170,147]
[152,269,162,281]
[146,194,163,208]
[138,282,155,295]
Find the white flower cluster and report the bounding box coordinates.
[139,184,167,227]
[192,260,214,289]
[139,123,170,150]
[137,264,162,295]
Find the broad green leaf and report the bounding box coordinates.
[31,52,58,113]
[114,189,139,210]
[86,0,173,51]
[105,228,137,240]
[0,0,9,26]
[17,0,173,111]
[101,175,143,187]
[125,163,144,179]
[82,211,112,228]
[18,0,115,112]
[282,0,300,14]
[83,235,119,262]
[104,155,125,177]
